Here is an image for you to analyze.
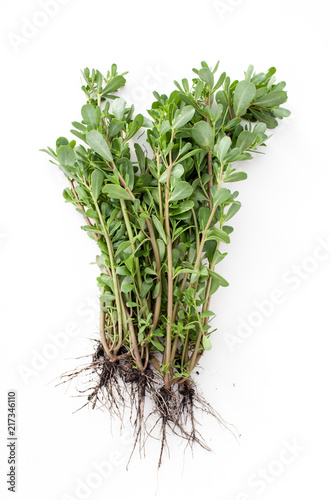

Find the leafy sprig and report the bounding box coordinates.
[42,61,290,388]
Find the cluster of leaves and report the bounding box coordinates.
[42,61,289,388]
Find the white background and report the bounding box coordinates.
[1,0,330,499]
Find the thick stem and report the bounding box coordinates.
[91,191,124,349]
[189,164,225,371]
[205,94,213,207]
[157,152,164,224]
[106,161,162,332]
[120,199,149,316]
[164,133,175,388]
[145,219,162,331]
[99,300,112,358]
[193,204,217,272]
[124,304,143,371]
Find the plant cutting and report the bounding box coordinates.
[42,61,290,466]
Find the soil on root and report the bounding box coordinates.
[57,341,235,468]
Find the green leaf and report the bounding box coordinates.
[250,109,278,129]
[102,184,131,200]
[233,80,256,117]
[198,68,214,90]
[152,282,160,299]
[191,121,214,150]
[225,171,247,182]
[56,137,69,149]
[214,136,231,162]
[172,105,195,129]
[157,238,166,261]
[81,104,99,128]
[91,170,104,200]
[111,97,126,120]
[102,75,126,95]
[109,119,125,138]
[152,215,167,244]
[236,131,254,151]
[199,207,212,231]
[134,143,145,173]
[214,103,223,123]
[224,147,241,163]
[141,280,153,298]
[273,107,291,118]
[145,266,157,276]
[160,120,171,135]
[125,257,135,274]
[57,145,75,166]
[86,130,113,162]
[70,130,85,142]
[72,121,87,132]
[202,336,212,350]
[225,202,241,221]
[170,181,193,202]
[159,163,184,183]
[244,64,254,81]
[253,122,267,137]
[126,114,144,141]
[100,293,115,303]
[200,310,215,319]
[255,90,287,108]
[115,240,131,256]
[212,187,231,206]
[213,71,226,92]
[251,73,266,85]
[209,269,229,287]
[151,338,164,351]
[81,225,103,235]
[100,275,112,287]
[206,227,230,244]
[194,80,204,99]
[170,200,194,215]
[223,117,241,130]
[122,283,135,293]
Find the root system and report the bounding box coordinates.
[58,341,233,468]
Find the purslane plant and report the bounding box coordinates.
[42,62,289,464]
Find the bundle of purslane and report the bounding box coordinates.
[42,62,289,465]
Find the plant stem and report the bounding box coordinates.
[205,94,213,207]
[188,164,226,371]
[193,205,217,272]
[157,151,164,224]
[123,303,143,370]
[164,132,175,388]
[106,161,162,332]
[90,190,124,350]
[99,298,113,358]
[69,179,100,239]
[120,199,149,317]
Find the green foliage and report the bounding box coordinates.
[191,121,214,150]
[42,61,290,385]
[86,130,113,162]
[233,81,256,117]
